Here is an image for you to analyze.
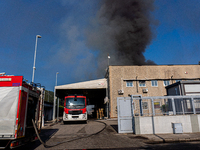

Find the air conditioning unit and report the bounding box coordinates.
[118,89,124,95]
[142,88,148,93]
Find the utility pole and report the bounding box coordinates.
[106,55,110,118]
[32,35,41,83]
[53,72,59,121]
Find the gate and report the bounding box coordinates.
[117,95,200,134]
[117,97,134,133]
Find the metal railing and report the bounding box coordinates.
[131,95,200,117]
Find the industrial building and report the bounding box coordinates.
[166,80,200,96]
[166,80,200,115]
[55,64,200,118]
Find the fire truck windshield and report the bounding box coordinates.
[66,98,85,109]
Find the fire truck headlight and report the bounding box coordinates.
[82,113,87,119]
[65,114,68,119]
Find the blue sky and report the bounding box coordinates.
[0,0,200,91]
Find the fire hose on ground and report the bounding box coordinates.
[32,119,107,148]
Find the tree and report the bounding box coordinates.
[44,90,54,103]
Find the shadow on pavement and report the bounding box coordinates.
[14,128,59,150]
[110,125,118,133]
[144,142,200,150]
[61,121,87,125]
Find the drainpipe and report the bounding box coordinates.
[171,75,173,84]
[136,76,138,93]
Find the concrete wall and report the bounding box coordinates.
[109,65,200,118]
[134,114,200,134]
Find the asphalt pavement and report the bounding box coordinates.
[14,118,200,150]
[43,118,200,144]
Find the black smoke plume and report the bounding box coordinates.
[86,0,157,76]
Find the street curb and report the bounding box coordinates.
[43,119,62,128]
[49,122,58,126]
[49,120,62,126]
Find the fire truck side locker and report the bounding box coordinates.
[0,76,43,149]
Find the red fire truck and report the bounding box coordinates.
[0,75,44,149]
[63,95,87,123]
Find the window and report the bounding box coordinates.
[66,98,85,109]
[154,102,161,109]
[194,99,200,109]
[151,80,158,87]
[126,81,133,87]
[176,80,181,82]
[142,102,148,109]
[139,81,146,87]
[163,80,170,86]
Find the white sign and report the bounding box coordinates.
[0,78,11,81]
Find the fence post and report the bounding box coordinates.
[191,98,196,114]
[151,99,155,116]
[130,96,135,133]
[171,98,176,115]
[181,99,185,115]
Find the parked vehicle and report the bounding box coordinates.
[0,75,44,149]
[63,95,87,123]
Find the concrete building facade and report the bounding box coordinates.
[108,65,200,118]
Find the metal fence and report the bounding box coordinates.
[131,95,200,117]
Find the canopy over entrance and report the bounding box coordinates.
[55,78,107,98]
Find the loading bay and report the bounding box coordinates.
[55,78,108,118]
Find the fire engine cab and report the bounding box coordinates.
[63,95,87,123]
